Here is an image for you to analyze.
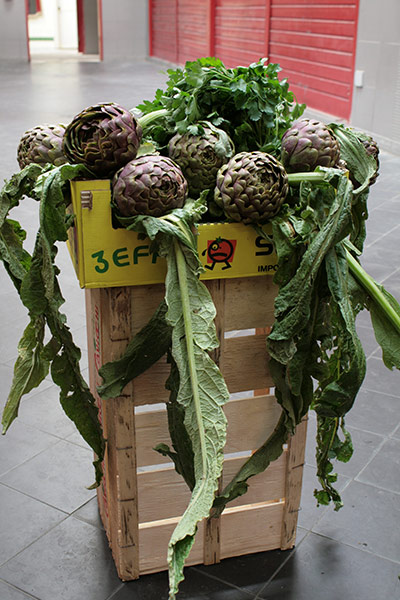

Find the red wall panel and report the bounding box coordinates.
[149,0,359,120]
[269,0,359,119]
[214,0,268,67]
[150,0,177,64]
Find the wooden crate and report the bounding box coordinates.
[85,275,307,580]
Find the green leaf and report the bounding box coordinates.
[166,241,229,598]
[98,300,172,399]
[161,354,195,491]
[268,174,353,364]
[2,317,53,433]
[369,285,400,370]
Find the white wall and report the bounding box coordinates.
[101,0,148,61]
[0,0,28,61]
[351,0,400,153]
[28,0,78,50]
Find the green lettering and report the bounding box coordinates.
[151,251,159,264]
[92,250,109,274]
[113,247,130,267]
[133,245,149,264]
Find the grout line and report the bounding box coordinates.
[364,222,400,249]
[189,564,259,598]
[0,480,70,516]
[0,578,41,600]
[253,532,313,599]
[0,512,71,570]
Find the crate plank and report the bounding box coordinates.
[220,501,284,559]
[136,452,287,524]
[134,394,282,468]
[223,276,277,331]
[131,284,165,334]
[222,454,286,508]
[139,517,205,574]
[281,417,308,550]
[222,334,273,392]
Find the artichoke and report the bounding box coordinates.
[63,102,142,177]
[168,123,235,197]
[281,118,340,172]
[17,124,67,169]
[112,155,188,218]
[214,151,288,224]
[358,132,380,185]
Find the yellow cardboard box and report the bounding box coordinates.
[67,180,278,288]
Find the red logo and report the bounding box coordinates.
[202,237,237,270]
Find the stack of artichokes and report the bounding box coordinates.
[16,103,379,225]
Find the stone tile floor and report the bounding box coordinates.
[0,55,399,600]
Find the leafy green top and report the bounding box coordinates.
[137,57,305,155]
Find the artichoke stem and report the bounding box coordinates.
[138,108,169,130]
[287,172,328,184]
[345,249,400,335]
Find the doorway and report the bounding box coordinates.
[26,0,102,60]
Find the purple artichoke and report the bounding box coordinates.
[281,118,340,172]
[214,151,288,224]
[112,155,188,218]
[63,102,142,177]
[17,124,67,169]
[168,123,235,197]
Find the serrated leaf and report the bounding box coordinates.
[369,285,400,370]
[98,300,172,399]
[2,317,52,433]
[165,241,229,598]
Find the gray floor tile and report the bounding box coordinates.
[257,532,400,600]
[0,420,60,477]
[333,426,384,479]
[0,363,14,412]
[0,517,121,600]
[0,579,38,600]
[363,356,400,397]
[72,496,104,530]
[312,480,400,562]
[0,317,30,364]
[345,388,400,436]
[0,439,96,513]
[356,324,380,358]
[18,384,76,439]
[298,464,350,531]
[356,437,400,493]
[108,568,257,600]
[0,484,66,566]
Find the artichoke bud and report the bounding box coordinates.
[168,122,235,197]
[112,155,188,218]
[17,124,68,169]
[63,102,142,177]
[281,118,340,172]
[349,129,380,186]
[214,151,288,224]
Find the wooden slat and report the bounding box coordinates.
[132,356,171,405]
[138,499,284,574]
[281,417,308,550]
[136,451,286,524]
[134,394,281,468]
[137,467,192,523]
[225,395,281,453]
[222,276,277,331]
[222,334,272,393]
[130,284,165,334]
[222,454,286,509]
[220,501,284,559]
[138,516,205,574]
